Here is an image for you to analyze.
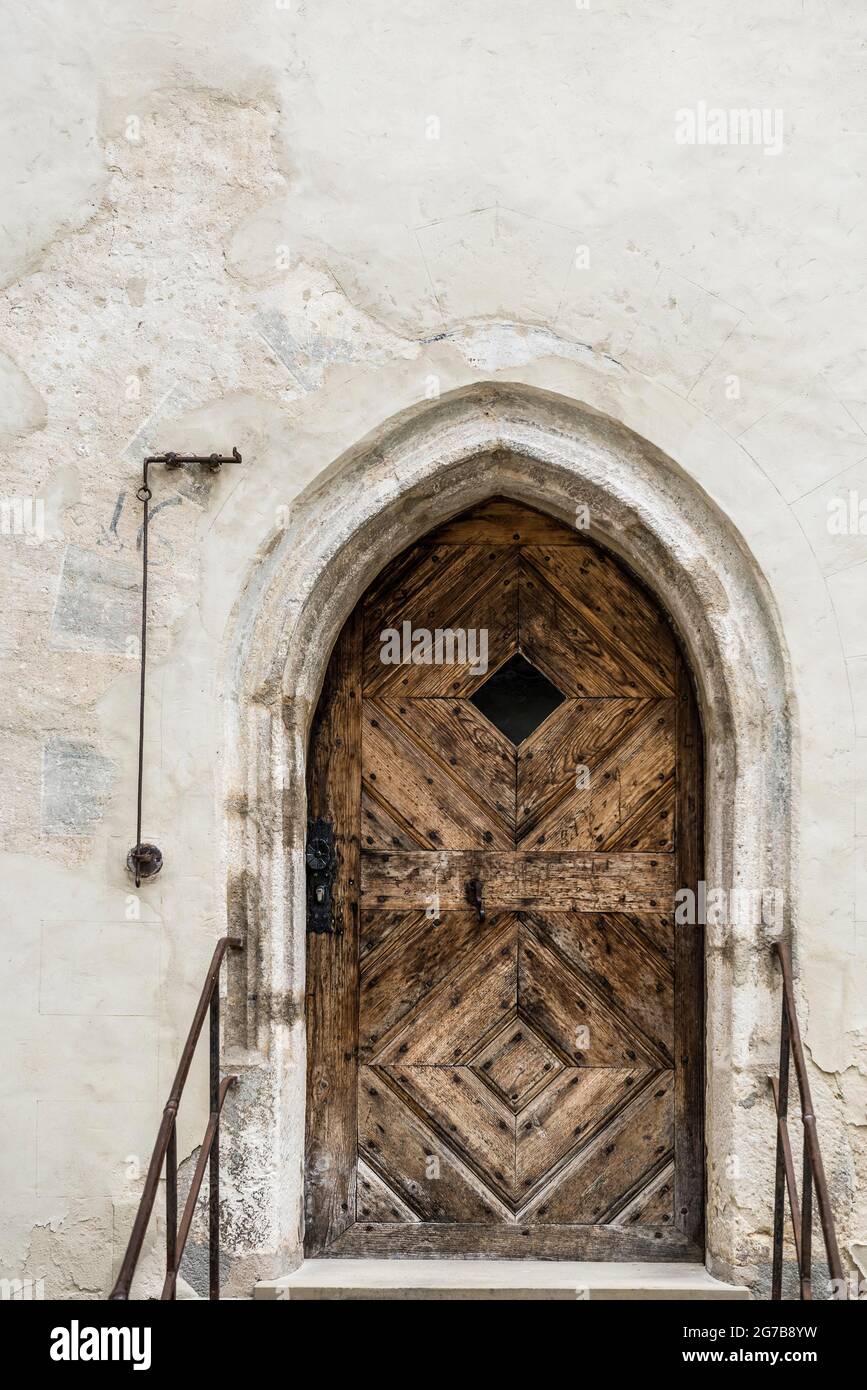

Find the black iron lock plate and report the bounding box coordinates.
[306,817,336,934]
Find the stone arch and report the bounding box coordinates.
[221,381,792,1289]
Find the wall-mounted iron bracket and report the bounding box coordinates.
[127,448,242,886]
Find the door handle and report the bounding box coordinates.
[306,817,336,934]
[468,877,485,923]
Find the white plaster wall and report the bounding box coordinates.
[0,1,865,1297]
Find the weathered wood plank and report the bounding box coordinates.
[304,609,362,1255]
[356,1159,420,1224]
[524,910,674,1058]
[359,907,426,960]
[325,1221,698,1260]
[471,1018,563,1111]
[516,1067,649,1200]
[363,694,515,850]
[359,910,489,1060]
[363,545,518,695]
[357,1068,509,1223]
[518,924,669,1068]
[517,696,650,837]
[373,917,518,1065]
[521,1070,674,1224]
[425,495,581,547]
[380,1065,517,1206]
[362,699,513,849]
[362,542,503,670]
[612,1160,675,1229]
[518,699,675,852]
[361,783,429,852]
[522,544,676,695]
[521,562,650,698]
[361,850,675,913]
[377,693,516,827]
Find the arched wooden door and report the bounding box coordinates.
[304,498,704,1260]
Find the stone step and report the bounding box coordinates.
[254,1259,752,1301]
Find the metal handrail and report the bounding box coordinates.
[110,936,243,1300]
[769,940,844,1299]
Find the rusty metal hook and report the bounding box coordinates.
[468,877,485,923]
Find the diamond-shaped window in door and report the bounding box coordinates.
[470,652,566,745]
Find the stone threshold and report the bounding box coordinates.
[254,1259,751,1301]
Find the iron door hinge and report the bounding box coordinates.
[306,818,337,935]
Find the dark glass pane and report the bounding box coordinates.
[470,652,565,745]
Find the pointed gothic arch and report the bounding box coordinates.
[221,382,792,1286]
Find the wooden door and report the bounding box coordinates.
[304,497,704,1260]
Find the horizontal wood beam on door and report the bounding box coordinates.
[324,1222,700,1261]
[361,850,675,913]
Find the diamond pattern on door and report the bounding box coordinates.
[469,1019,563,1111]
[358,910,674,1222]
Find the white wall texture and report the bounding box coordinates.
[0,1,865,1298]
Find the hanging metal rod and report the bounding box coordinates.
[127,447,242,887]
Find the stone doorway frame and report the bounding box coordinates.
[221,382,792,1290]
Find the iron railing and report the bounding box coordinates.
[110,933,843,1298]
[110,936,243,1300]
[769,940,844,1300]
